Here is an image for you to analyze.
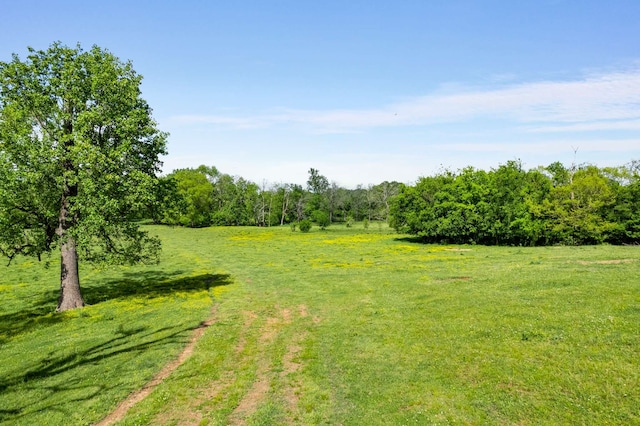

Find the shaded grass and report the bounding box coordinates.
[1,223,639,424]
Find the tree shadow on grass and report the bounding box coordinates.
[394,236,430,244]
[0,323,197,423]
[82,271,233,304]
[0,304,63,344]
[0,272,233,342]
[0,272,234,424]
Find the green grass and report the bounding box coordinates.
[1,224,639,425]
[0,238,231,425]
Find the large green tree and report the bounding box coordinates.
[305,168,329,217]
[542,165,618,244]
[168,168,215,227]
[0,43,167,311]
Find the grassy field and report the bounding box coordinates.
[1,224,639,425]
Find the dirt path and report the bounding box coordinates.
[94,306,218,426]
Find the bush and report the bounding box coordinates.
[312,210,330,230]
[299,219,312,233]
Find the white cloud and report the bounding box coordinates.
[527,119,640,133]
[170,69,640,133]
[439,139,640,153]
[162,68,640,185]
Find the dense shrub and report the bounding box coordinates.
[389,161,637,246]
[299,219,312,233]
[313,210,330,230]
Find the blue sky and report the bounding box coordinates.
[2,1,640,187]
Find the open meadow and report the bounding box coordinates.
[1,224,639,425]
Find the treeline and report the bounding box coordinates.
[150,160,640,246]
[150,165,400,228]
[389,160,640,246]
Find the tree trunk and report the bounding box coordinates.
[57,235,84,311]
[56,111,84,311]
[57,186,84,311]
[280,192,289,226]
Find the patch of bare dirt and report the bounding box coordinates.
[95,306,218,426]
[437,276,472,282]
[235,310,257,355]
[154,409,201,426]
[227,364,270,425]
[298,304,308,318]
[259,316,281,345]
[577,259,637,265]
[282,307,292,323]
[281,337,305,421]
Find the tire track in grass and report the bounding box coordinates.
[227,306,309,425]
[280,304,309,421]
[102,305,312,425]
[227,309,285,425]
[95,306,218,426]
[155,309,258,425]
[281,334,305,424]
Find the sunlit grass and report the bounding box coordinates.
[1,223,639,425]
[123,224,639,425]
[0,245,231,425]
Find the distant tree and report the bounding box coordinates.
[169,168,214,227]
[516,168,552,245]
[291,184,306,222]
[234,177,259,225]
[150,176,187,225]
[273,183,299,226]
[0,43,167,310]
[326,181,340,222]
[307,168,329,194]
[484,161,528,244]
[306,168,329,216]
[542,165,618,244]
[211,175,258,226]
[390,172,449,237]
[195,164,220,184]
[442,167,490,244]
[275,184,291,225]
[607,176,640,243]
[545,161,571,187]
[304,168,331,218]
[335,187,350,221]
[255,180,269,227]
[349,185,367,221]
[259,183,283,227]
[365,184,378,221]
[374,181,401,221]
